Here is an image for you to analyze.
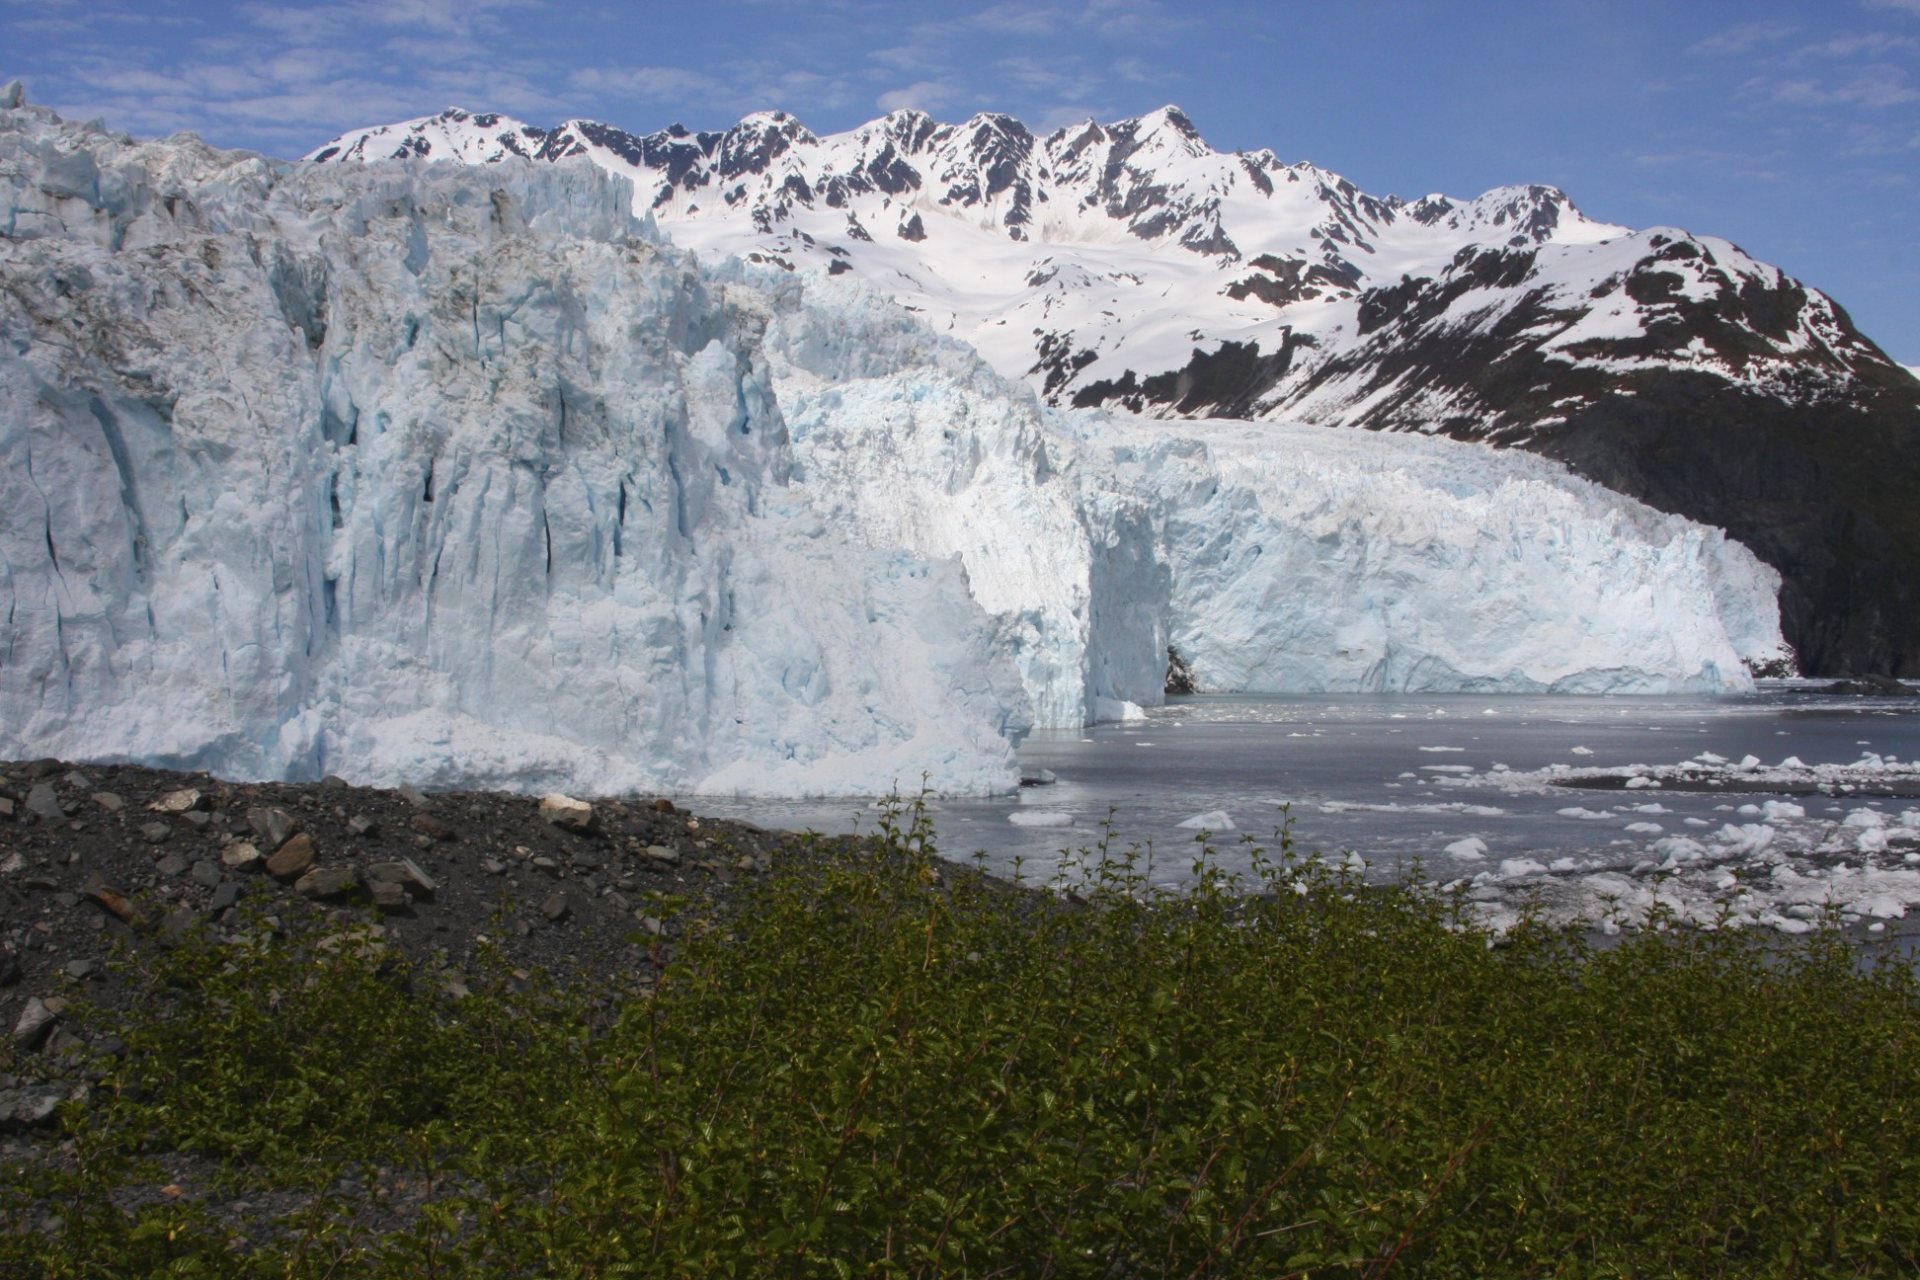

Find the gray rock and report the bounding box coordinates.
[139,821,172,845]
[346,814,377,837]
[0,1087,65,1132]
[397,784,432,808]
[540,891,570,922]
[220,841,263,871]
[182,810,213,830]
[208,882,241,914]
[294,865,358,899]
[368,880,409,910]
[155,853,189,877]
[365,857,436,899]
[25,784,65,823]
[0,796,14,820]
[642,844,680,866]
[64,959,99,981]
[63,770,92,791]
[148,787,205,814]
[481,858,507,875]
[247,806,299,849]
[635,914,664,937]
[188,859,222,889]
[11,997,57,1049]
[90,792,124,813]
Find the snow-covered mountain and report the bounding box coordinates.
[313,105,1920,678]
[1,85,1786,794]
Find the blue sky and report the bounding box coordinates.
[5,0,1918,363]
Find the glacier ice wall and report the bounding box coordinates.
[751,275,1170,729]
[0,96,1031,795]
[1087,415,1787,693]
[0,91,1789,798]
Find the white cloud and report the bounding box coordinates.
[1688,20,1799,56]
[1764,66,1920,108]
[877,80,964,114]
[571,66,726,101]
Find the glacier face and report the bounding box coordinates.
[0,96,1031,795]
[0,93,1788,797]
[1087,416,1787,694]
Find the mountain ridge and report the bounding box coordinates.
[310,102,1920,677]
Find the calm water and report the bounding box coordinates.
[696,687,1920,932]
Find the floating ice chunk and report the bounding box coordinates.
[1695,751,1727,764]
[1625,776,1660,789]
[1625,822,1664,834]
[1421,764,1475,773]
[1445,837,1488,861]
[1570,746,1594,756]
[1844,810,1887,829]
[1761,800,1806,820]
[1008,811,1075,828]
[1557,807,1614,820]
[1549,857,1579,872]
[1176,809,1235,831]
[1778,756,1805,769]
[1419,746,1466,753]
[1500,857,1548,878]
[1631,803,1671,814]
[1857,828,1890,854]
[1655,837,1708,866]
[1092,698,1148,723]
[1684,818,1713,828]
[1714,823,1776,855]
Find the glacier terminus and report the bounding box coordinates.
[0,86,1804,796]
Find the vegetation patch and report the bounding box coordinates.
[5,807,1919,1277]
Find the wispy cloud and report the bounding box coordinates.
[1688,21,1799,57]
[876,79,965,114]
[1751,65,1920,109]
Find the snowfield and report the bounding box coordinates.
[1,88,1788,796]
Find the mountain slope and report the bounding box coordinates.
[312,105,1920,675]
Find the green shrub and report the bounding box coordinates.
[6,805,1918,1277]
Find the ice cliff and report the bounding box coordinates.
[0,90,1029,795]
[0,90,1787,795]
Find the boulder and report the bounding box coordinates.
[220,841,263,871]
[294,865,358,899]
[148,788,206,814]
[539,793,598,834]
[247,806,300,849]
[264,833,316,880]
[24,783,65,823]
[365,857,436,899]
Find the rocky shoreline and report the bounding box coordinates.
[0,757,816,1143]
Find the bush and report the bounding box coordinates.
[6,805,1919,1277]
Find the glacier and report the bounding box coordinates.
[0,89,1787,796]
